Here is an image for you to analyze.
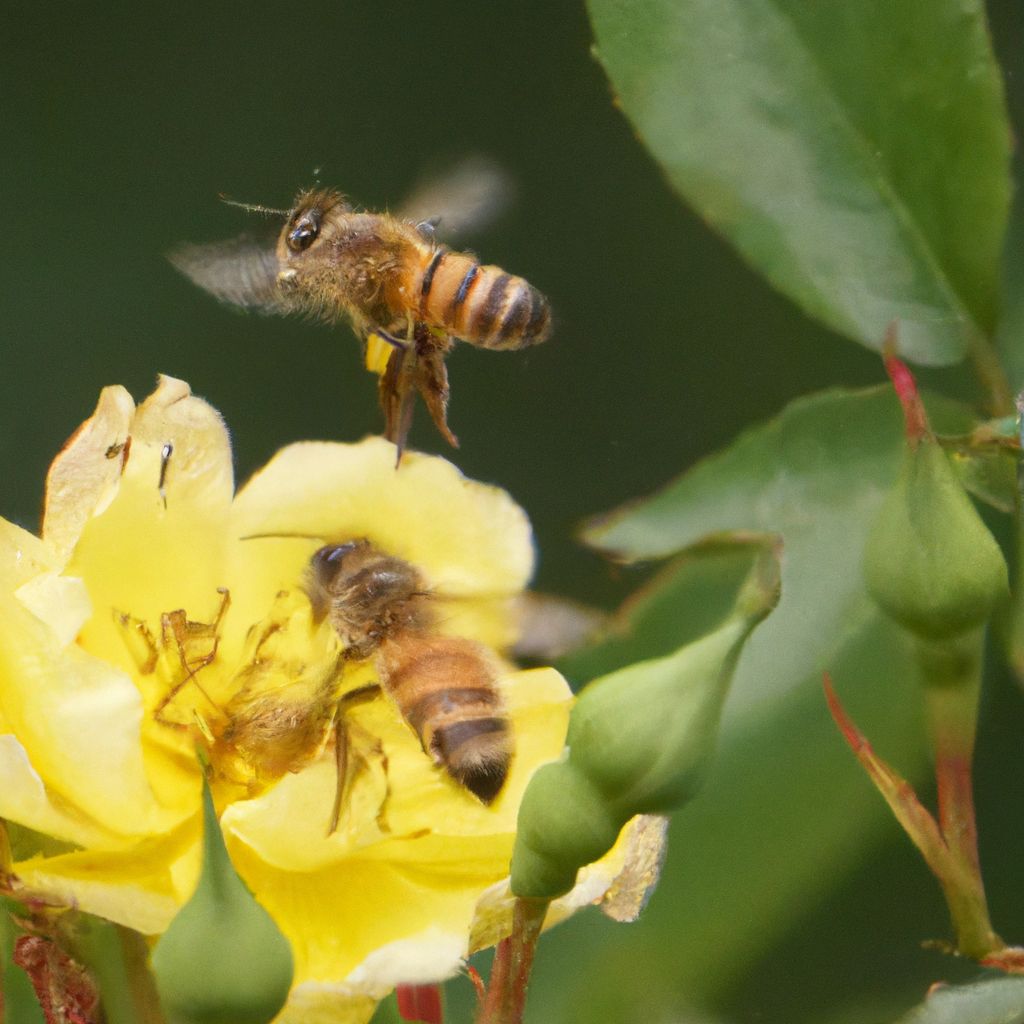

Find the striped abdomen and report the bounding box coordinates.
[378,633,512,803]
[418,249,551,351]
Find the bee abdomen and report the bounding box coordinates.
[419,250,551,351]
[382,637,512,803]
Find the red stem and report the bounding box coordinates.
[396,984,444,1024]
[475,899,548,1024]
[934,751,981,875]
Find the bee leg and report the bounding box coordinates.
[329,715,349,836]
[415,351,458,449]
[379,345,418,464]
[328,683,382,835]
[413,325,459,449]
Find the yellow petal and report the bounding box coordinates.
[0,591,187,838]
[0,518,61,592]
[224,439,534,657]
[226,837,498,986]
[221,668,572,987]
[275,925,469,1021]
[0,519,89,650]
[14,817,200,934]
[15,573,92,648]
[275,985,377,1024]
[67,376,233,676]
[0,736,124,849]
[342,927,467,992]
[42,385,135,562]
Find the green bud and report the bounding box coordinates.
[510,762,621,900]
[152,782,293,1024]
[567,620,749,815]
[864,435,1008,640]
[511,546,779,900]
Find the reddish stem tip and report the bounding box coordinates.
[881,340,929,442]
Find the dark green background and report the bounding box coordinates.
[3,4,1023,1023]
[2,1,889,601]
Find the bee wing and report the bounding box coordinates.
[510,592,609,661]
[168,234,287,314]
[397,155,513,242]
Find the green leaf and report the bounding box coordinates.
[893,976,1024,1024]
[995,190,1024,390]
[947,439,1018,515]
[585,386,974,692]
[151,781,293,1024]
[559,541,762,685]
[537,387,984,1011]
[587,0,1012,365]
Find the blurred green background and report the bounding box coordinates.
[3,3,1024,1023]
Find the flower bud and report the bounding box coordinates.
[152,782,293,1024]
[510,761,622,900]
[864,427,1008,641]
[511,546,779,900]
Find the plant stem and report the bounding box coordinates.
[917,634,1001,958]
[475,898,549,1024]
[968,329,1014,417]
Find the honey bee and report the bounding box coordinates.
[307,538,513,804]
[170,161,551,455]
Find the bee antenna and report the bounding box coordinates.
[218,194,290,217]
[238,531,328,542]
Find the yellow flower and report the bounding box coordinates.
[0,377,643,1022]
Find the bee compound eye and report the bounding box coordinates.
[311,542,359,581]
[286,210,320,252]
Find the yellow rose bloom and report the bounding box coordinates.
[0,377,642,1022]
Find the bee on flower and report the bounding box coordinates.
[0,377,649,1023]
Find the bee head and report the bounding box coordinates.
[283,189,350,255]
[310,540,365,592]
[306,539,428,634]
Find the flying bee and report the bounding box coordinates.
[307,538,513,805]
[170,159,552,456]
